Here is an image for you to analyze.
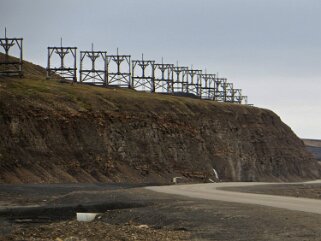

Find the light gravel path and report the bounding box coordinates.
[146,180,321,215]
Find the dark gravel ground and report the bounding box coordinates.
[1,183,321,240]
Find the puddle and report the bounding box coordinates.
[0,201,148,224]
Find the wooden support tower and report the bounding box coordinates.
[132,54,155,92]
[186,67,202,97]
[107,48,131,87]
[47,38,77,82]
[0,28,23,77]
[242,96,248,105]
[153,58,174,93]
[222,82,234,102]
[232,89,242,104]
[213,77,226,102]
[200,73,216,100]
[172,62,188,94]
[80,43,107,85]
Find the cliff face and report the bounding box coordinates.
[0,59,319,183]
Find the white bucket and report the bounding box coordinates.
[76,212,99,222]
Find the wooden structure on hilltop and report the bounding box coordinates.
[40,40,250,104]
[47,38,77,82]
[0,28,23,77]
[80,43,107,85]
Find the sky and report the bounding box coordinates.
[1,0,321,139]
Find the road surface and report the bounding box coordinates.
[146,181,321,215]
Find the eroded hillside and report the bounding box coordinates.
[0,56,320,183]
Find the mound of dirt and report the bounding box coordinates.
[0,53,320,183]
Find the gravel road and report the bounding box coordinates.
[146,180,321,214]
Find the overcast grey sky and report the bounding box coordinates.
[1,0,321,139]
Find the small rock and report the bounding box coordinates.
[138,224,149,229]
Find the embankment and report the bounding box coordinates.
[0,56,319,183]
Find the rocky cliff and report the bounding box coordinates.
[0,56,320,183]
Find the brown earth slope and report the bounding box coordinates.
[0,54,320,183]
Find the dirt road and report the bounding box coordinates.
[146,180,321,214]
